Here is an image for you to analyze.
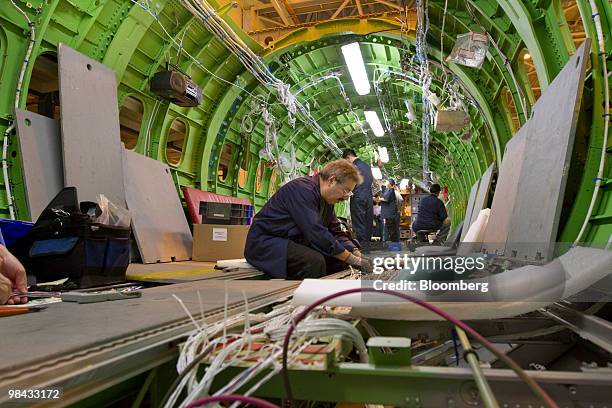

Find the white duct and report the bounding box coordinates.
[292,246,612,320]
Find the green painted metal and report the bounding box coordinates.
[0,0,608,246]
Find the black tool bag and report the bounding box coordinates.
[10,187,131,288]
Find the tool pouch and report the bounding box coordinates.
[10,187,131,288]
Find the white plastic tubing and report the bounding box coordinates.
[292,246,612,321]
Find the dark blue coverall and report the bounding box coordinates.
[349,158,373,249]
[381,187,400,242]
[244,175,357,279]
[412,194,450,243]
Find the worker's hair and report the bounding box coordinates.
[342,149,357,159]
[430,183,441,194]
[320,159,362,184]
[387,179,396,186]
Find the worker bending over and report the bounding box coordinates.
[412,183,451,244]
[245,159,373,279]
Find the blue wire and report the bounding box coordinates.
[452,329,460,366]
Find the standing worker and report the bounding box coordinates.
[412,183,451,244]
[342,149,373,252]
[377,180,400,242]
[244,159,373,279]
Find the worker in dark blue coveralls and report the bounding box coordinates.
[412,183,451,244]
[342,149,373,252]
[376,179,400,242]
[244,159,374,279]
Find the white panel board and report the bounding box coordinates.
[482,127,529,255]
[15,109,64,221]
[459,178,480,242]
[471,163,494,226]
[123,149,192,263]
[504,41,590,261]
[58,43,126,206]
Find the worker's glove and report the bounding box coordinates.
[359,257,374,274]
[351,248,362,258]
[345,253,374,275]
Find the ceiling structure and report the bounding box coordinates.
[0,0,609,246]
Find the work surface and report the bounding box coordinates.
[0,280,297,376]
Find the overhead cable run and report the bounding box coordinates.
[464,0,528,121]
[294,71,370,143]
[265,71,375,182]
[415,0,434,184]
[373,69,403,165]
[179,0,341,156]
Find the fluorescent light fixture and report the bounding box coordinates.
[341,42,370,95]
[364,110,385,137]
[377,146,389,163]
[371,167,383,179]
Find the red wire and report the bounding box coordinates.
[185,394,280,408]
[281,287,559,408]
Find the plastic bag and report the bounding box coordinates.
[95,194,131,228]
[447,32,489,68]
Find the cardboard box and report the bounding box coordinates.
[193,224,250,262]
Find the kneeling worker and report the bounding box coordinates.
[245,159,373,279]
[412,183,451,244]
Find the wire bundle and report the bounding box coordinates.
[165,302,320,408]
[179,0,341,155]
[267,317,368,363]
[415,0,434,183]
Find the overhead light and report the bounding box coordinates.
[364,110,385,137]
[377,146,389,163]
[523,53,531,60]
[341,42,370,95]
[371,167,382,179]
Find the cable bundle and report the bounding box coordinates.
[179,0,341,155]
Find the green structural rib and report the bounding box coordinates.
[0,0,609,245]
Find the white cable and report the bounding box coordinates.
[464,1,528,119]
[266,318,368,363]
[223,280,229,341]
[178,0,341,155]
[144,98,161,156]
[574,0,610,245]
[128,0,264,102]
[172,294,202,331]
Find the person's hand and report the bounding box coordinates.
[359,256,373,274]
[344,253,361,267]
[0,246,27,305]
[352,248,362,258]
[0,273,12,304]
[344,253,373,274]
